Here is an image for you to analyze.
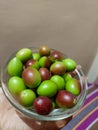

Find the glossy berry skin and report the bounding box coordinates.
[50,75,65,90]
[16,48,32,62]
[33,96,52,115]
[32,53,41,61]
[50,61,66,75]
[25,59,39,70]
[37,80,57,97]
[50,50,63,62]
[25,59,36,67]
[39,56,51,68]
[19,89,36,107]
[39,45,50,56]
[56,90,76,108]
[62,58,76,71]
[8,76,26,95]
[7,57,23,76]
[62,73,72,82]
[39,68,51,81]
[22,68,41,89]
[65,78,81,96]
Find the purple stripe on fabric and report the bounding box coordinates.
[61,99,98,130]
[87,84,95,89]
[76,108,98,130]
[87,83,93,87]
[83,90,98,106]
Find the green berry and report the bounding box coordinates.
[50,75,65,90]
[37,80,58,97]
[7,57,23,76]
[63,73,72,82]
[16,48,32,62]
[52,101,56,109]
[32,53,41,61]
[19,89,36,107]
[62,58,76,71]
[65,78,81,96]
[8,76,26,95]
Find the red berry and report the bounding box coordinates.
[39,68,51,81]
[33,96,52,115]
[56,90,76,108]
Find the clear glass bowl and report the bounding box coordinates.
[0,47,87,129]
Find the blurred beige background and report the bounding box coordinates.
[0,0,98,74]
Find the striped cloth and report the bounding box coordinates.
[61,84,98,130]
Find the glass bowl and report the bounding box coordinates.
[0,47,87,129]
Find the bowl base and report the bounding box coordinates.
[17,111,72,130]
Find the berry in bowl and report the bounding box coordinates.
[1,45,87,129]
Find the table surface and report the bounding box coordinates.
[61,83,98,130]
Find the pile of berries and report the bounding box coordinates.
[7,45,81,115]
